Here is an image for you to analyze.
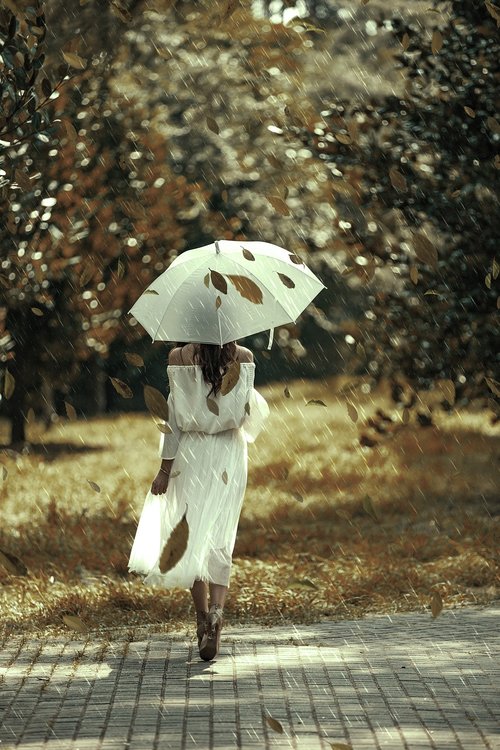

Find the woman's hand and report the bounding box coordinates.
[151,471,169,495]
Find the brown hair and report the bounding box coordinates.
[173,341,238,398]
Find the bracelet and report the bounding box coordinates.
[159,467,170,476]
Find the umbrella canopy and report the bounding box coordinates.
[128,239,327,349]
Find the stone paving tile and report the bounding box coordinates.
[0,605,499,749]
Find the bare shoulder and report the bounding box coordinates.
[168,347,182,365]
[235,345,254,363]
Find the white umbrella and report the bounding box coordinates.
[127,239,327,349]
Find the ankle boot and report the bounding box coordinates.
[195,609,208,649]
[199,604,223,661]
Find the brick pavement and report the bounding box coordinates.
[0,604,498,750]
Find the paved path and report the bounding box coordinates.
[0,604,498,750]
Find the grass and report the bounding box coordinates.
[0,374,498,641]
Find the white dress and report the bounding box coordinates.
[127,362,270,589]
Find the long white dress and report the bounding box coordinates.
[127,362,270,589]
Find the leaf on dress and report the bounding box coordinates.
[206,396,219,415]
[159,510,189,574]
[220,360,241,395]
[144,385,169,420]
[222,470,228,484]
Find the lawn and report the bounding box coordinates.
[0,374,498,641]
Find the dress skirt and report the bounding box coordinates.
[128,426,248,589]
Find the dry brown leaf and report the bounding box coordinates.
[389,167,408,192]
[346,401,358,422]
[431,590,443,618]
[287,577,318,590]
[125,352,144,367]
[277,272,295,289]
[204,272,210,288]
[207,396,219,415]
[463,106,476,118]
[335,132,352,145]
[210,269,227,294]
[486,116,500,135]
[401,32,410,50]
[159,510,189,573]
[143,289,159,295]
[412,231,438,268]
[62,51,86,69]
[241,246,255,261]
[410,265,419,284]
[222,469,228,484]
[484,376,500,397]
[284,386,291,398]
[3,370,15,399]
[265,715,284,734]
[220,360,241,396]
[206,116,220,135]
[215,295,222,309]
[306,399,327,406]
[226,274,263,304]
[64,401,77,420]
[266,153,283,169]
[144,385,169,420]
[63,615,89,633]
[109,377,133,399]
[267,195,290,216]
[431,29,443,54]
[87,480,101,493]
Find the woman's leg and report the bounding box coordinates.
[190,578,208,611]
[209,583,228,608]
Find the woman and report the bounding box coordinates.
[128,339,270,660]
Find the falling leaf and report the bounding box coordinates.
[492,258,499,280]
[265,716,284,734]
[220,360,241,395]
[206,116,220,135]
[402,408,411,424]
[424,290,440,296]
[277,272,295,289]
[31,307,44,316]
[226,274,263,303]
[335,132,352,145]
[0,549,27,576]
[125,352,144,367]
[431,29,443,54]
[389,167,408,192]
[143,288,159,295]
[62,51,86,69]
[291,491,303,502]
[241,246,255,261]
[65,401,77,420]
[204,272,210,288]
[169,470,181,478]
[284,386,291,398]
[288,253,303,265]
[110,377,133,399]
[79,265,94,287]
[431,590,443,618]
[215,295,222,309]
[63,615,89,633]
[266,153,283,168]
[87,480,101,493]
[1,465,8,481]
[346,402,358,422]
[156,421,173,434]
[362,494,379,521]
[486,116,500,135]
[412,231,438,268]
[244,401,250,416]
[410,265,419,284]
[210,269,227,294]
[222,469,228,484]
[159,510,189,573]
[463,106,476,118]
[438,379,455,405]
[401,32,410,50]
[287,577,318,590]
[144,385,169,420]
[3,370,15,399]
[267,195,290,216]
[306,399,327,406]
[206,396,219,415]
[484,376,500,397]
[485,0,500,25]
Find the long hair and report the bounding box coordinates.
[173,341,238,398]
